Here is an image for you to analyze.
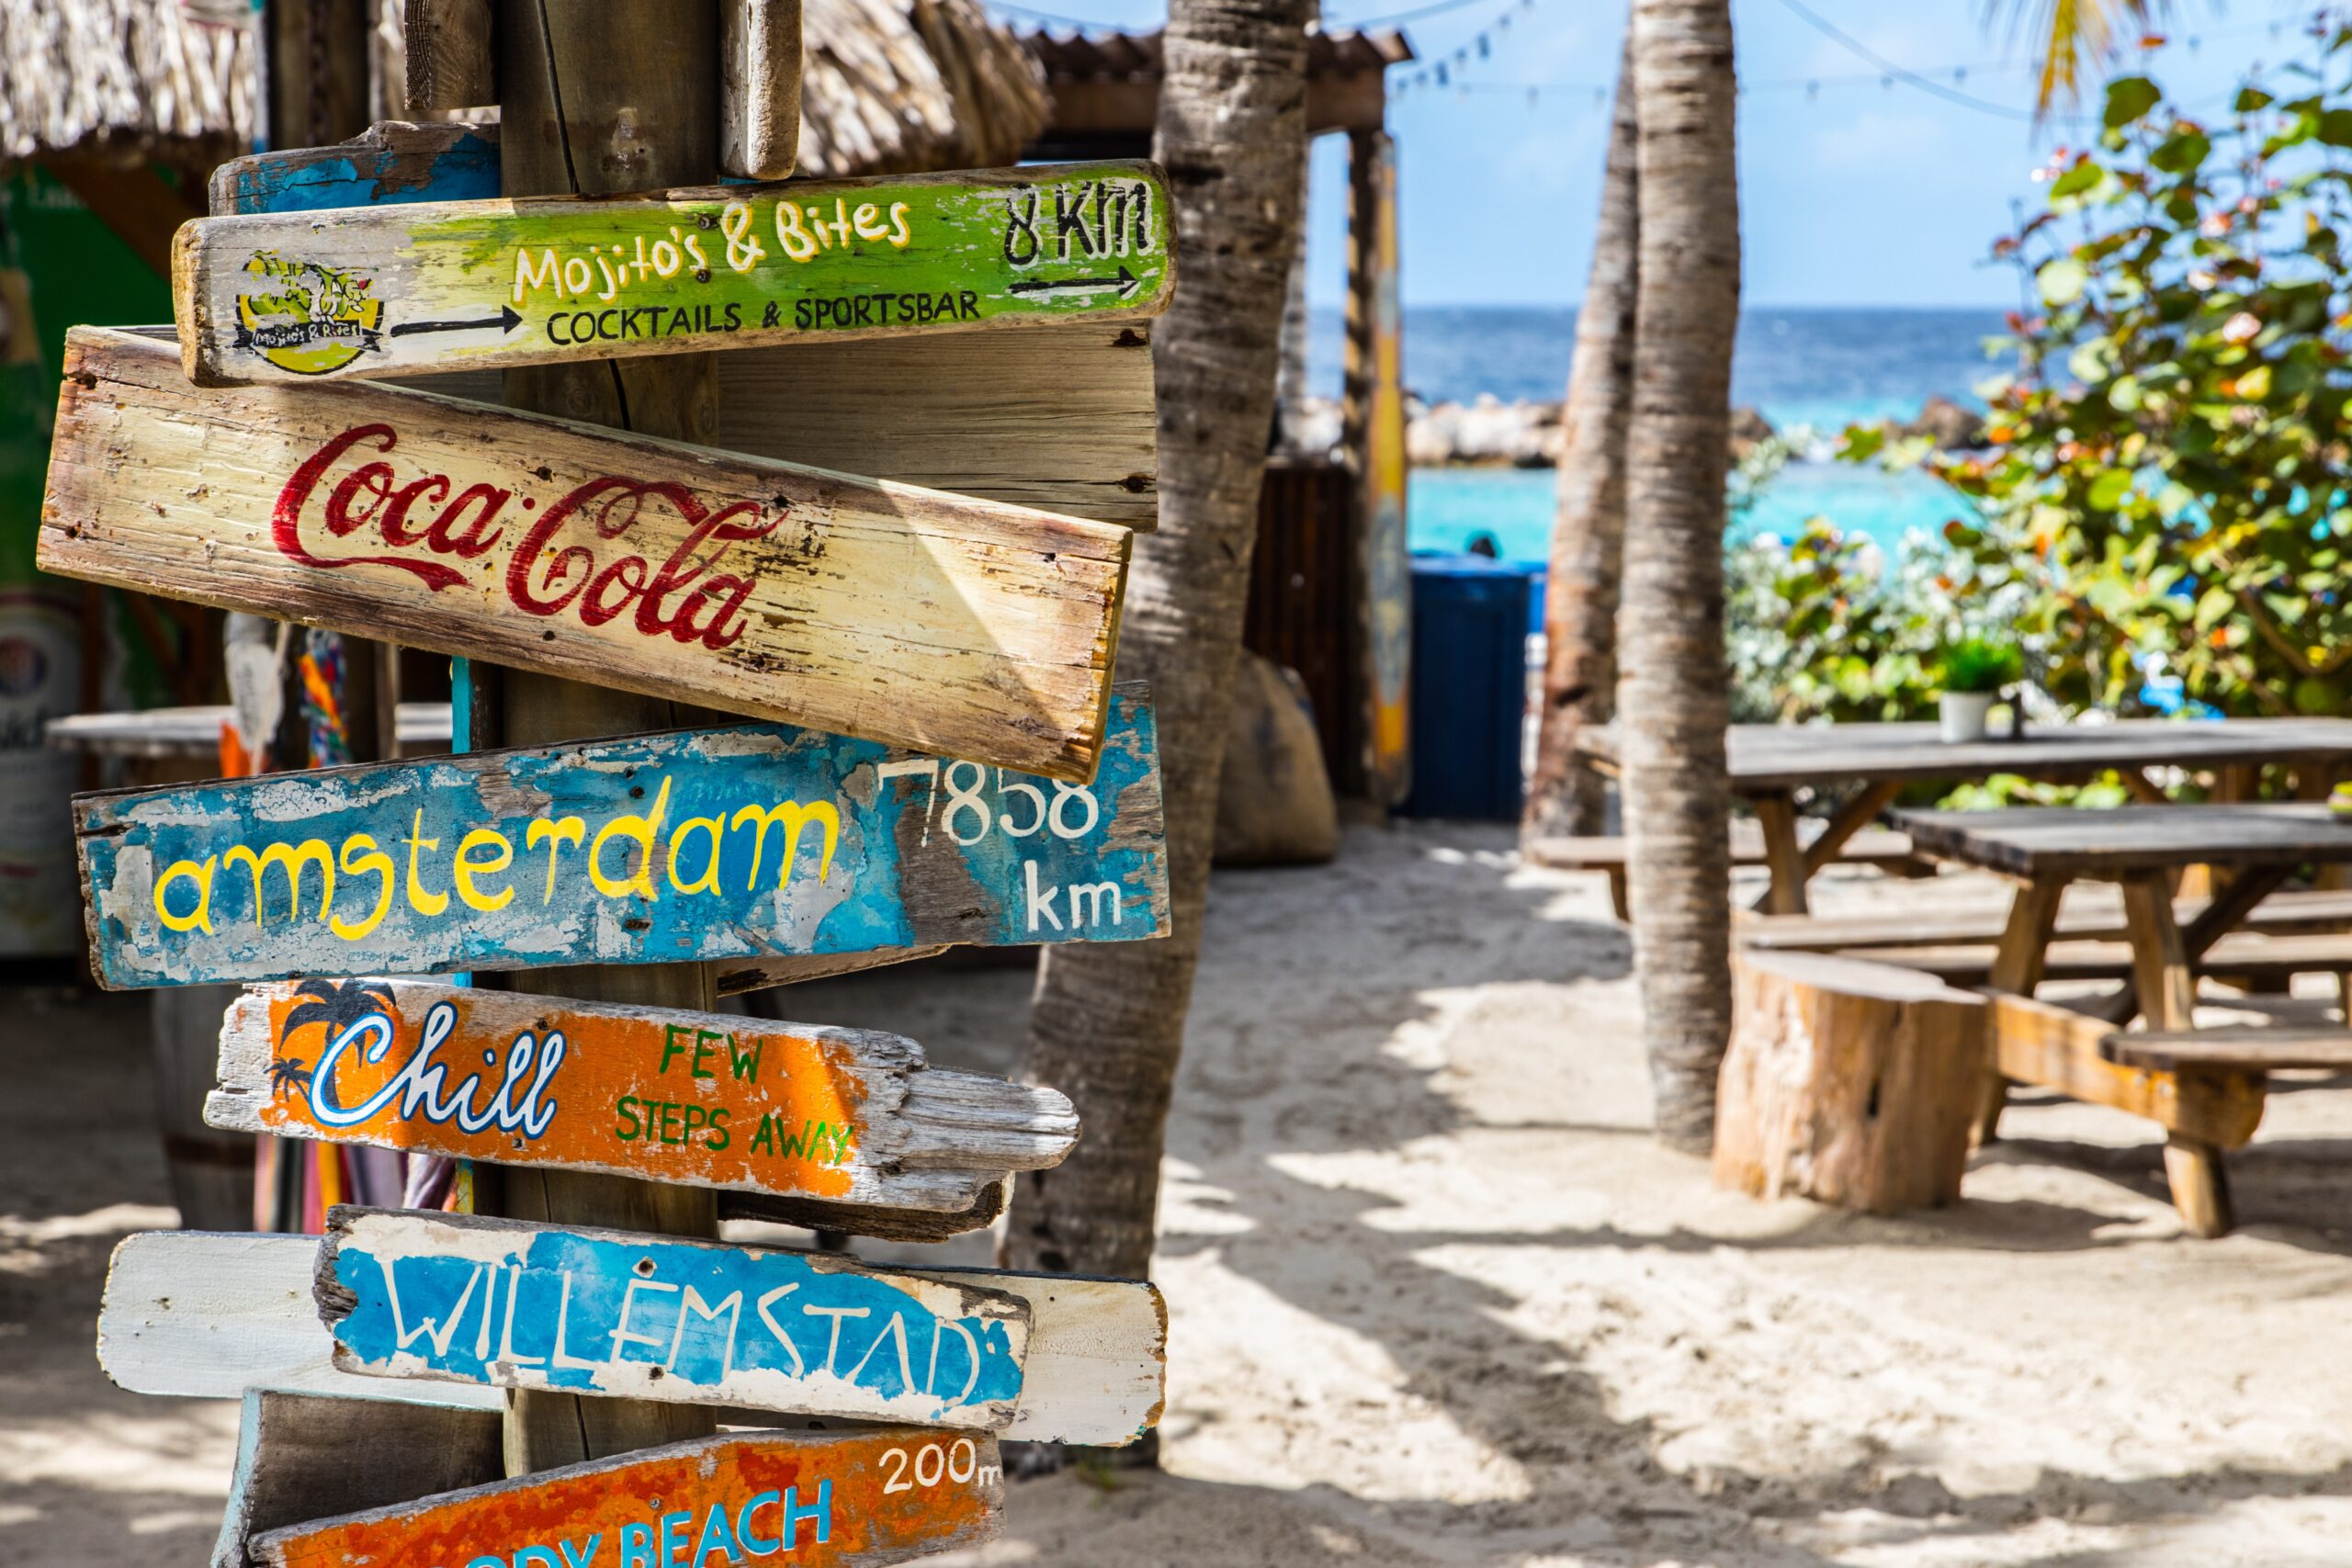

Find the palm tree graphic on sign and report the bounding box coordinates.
[272,978,397,1100]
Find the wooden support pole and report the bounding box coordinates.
[488,0,726,1474]
[406,0,497,109]
[1341,127,1409,807]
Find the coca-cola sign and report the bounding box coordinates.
[272,423,783,650]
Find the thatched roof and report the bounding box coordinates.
[0,0,254,165]
[800,0,1049,175]
[0,0,1046,176]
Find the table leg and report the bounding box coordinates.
[1975,873,2070,1145]
[2120,867,2234,1235]
[1750,792,1809,916]
[2120,869,2198,1030]
[1798,777,1905,877]
[2294,766,2350,1016]
[2087,863,2290,1027]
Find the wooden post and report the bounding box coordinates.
[487,0,726,1473]
[1342,127,1409,807]
[264,0,373,150]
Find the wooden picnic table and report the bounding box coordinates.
[1888,801,2352,1234]
[1578,717,2352,915]
[45,703,452,761]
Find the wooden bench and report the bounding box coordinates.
[1738,888,2352,953]
[1984,995,2352,1236]
[2102,1026,2352,1073]
[1825,931,2352,988]
[1528,824,1931,920]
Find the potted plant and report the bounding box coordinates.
[1938,637,2022,742]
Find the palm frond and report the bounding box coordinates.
[1990,0,2176,113]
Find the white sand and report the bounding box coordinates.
[9,822,2352,1564]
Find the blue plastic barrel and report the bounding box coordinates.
[1399,554,1540,820]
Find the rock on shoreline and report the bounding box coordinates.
[1281,393,1978,468]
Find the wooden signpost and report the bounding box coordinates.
[208,979,1078,1215]
[100,1231,1170,1446]
[40,326,1131,779]
[69,3,1182,1553]
[173,163,1174,385]
[250,1426,1000,1568]
[319,1208,1029,1427]
[74,684,1167,989]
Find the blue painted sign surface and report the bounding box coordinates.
[74,685,1167,988]
[322,1207,1030,1427]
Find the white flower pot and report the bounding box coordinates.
[1939,691,1996,743]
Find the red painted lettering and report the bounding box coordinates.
[275,426,781,645]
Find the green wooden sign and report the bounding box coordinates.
[173,162,1174,384]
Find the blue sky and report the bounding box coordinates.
[994,0,2329,306]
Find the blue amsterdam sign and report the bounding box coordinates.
[74,685,1166,988]
[321,1207,1031,1427]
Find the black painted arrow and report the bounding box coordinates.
[390,305,525,339]
[1006,265,1140,300]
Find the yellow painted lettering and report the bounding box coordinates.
[774,201,818,262]
[333,833,395,941]
[514,246,561,303]
[453,829,515,912]
[591,777,672,900]
[665,814,726,897]
[886,201,913,249]
[729,799,840,889]
[223,840,334,926]
[404,810,448,916]
[153,856,217,934]
[527,817,586,904]
[852,202,887,242]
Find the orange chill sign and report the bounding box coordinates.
[252,1427,1002,1568]
[209,980,875,1206]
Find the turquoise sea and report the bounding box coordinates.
[1310,305,2006,563]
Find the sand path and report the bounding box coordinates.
[7,822,2352,1564]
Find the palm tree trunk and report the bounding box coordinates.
[999,0,1311,1289]
[1622,0,1739,1153]
[1524,35,1639,840]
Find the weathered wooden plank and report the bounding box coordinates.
[172,164,1174,385]
[207,979,1077,1213]
[2104,1026,2352,1072]
[717,944,950,998]
[1583,716,2352,792]
[319,1208,1029,1427]
[404,0,496,111]
[214,125,1158,530]
[723,0,803,180]
[251,1427,1000,1568]
[97,1231,1165,1444]
[1982,990,2268,1148]
[74,685,1167,989]
[1895,803,2352,878]
[214,1391,503,1568]
[209,121,500,217]
[715,322,1159,530]
[41,327,1129,780]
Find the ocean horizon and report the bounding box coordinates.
[1309,304,2007,563]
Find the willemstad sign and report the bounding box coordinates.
[320,1208,1028,1426]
